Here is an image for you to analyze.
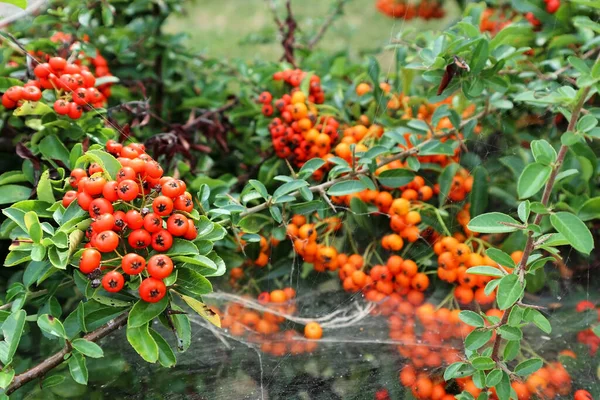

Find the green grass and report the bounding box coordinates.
[165,0,461,62]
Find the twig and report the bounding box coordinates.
[304,0,349,50]
[0,0,47,29]
[6,312,128,395]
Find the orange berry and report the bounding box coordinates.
[304,322,323,339]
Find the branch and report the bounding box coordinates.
[0,0,47,29]
[6,312,129,395]
[490,82,594,361]
[303,0,349,50]
[265,0,285,33]
[239,109,486,217]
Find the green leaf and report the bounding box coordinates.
[299,158,325,176]
[128,296,169,328]
[272,179,307,200]
[175,267,213,297]
[41,375,65,389]
[486,369,503,387]
[444,362,475,380]
[149,328,177,368]
[37,170,55,204]
[166,239,199,256]
[469,166,489,218]
[465,329,493,351]
[517,163,551,199]
[0,184,31,204]
[39,135,71,166]
[176,293,221,328]
[377,169,414,188]
[24,211,43,243]
[1,0,26,9]
[508,306,524,326]
[518,201,530,223]
[471,356,495,370]
[523,308,552,334]
[495,371,511,400]
[468,267,505,278]
[13,101,52,116]
[496,274,524,310]
[126,323,158,363]
[68,352,88,385]
[248,179,268,199]
[514,358,543,377]
[327,180,367,196]
[530,140,557,165]
[467,212,521,233]
[77,149,121,180]
[71,338,104,358]
[459,311,485,327]
[0,369,15,389]
[577,115,598,132]
[37,314,67,339]
[550,212,593,254]
[577,197,600,221]
[485,248,515,268]
[497,325,522,341]
[238,213,271,234]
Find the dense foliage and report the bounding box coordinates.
[0,0,599,398]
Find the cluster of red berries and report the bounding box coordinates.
[375,0,445,20]
[261,84,340,167]
[1,55,107,120]
[271,68,325,104]
[48,31,113,99]
[65,141,198,302]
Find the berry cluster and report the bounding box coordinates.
[66,141,198,302]
[375,0,445,20]
[218,289,321,356]
[2,56,107,120]
[261,79,340,167]
[272,68,325,103]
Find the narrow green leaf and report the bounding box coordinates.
[68,352,88,385]
[377,169,414,188]
[71,338,104,358]
[471,356,495,370]
[468,267,505,278]
[550,212,593,254]
[514,358,543,376]
[37,314,67,339]
[465,329,493,351]
[496,274,524,310]
[459,311,485,327]
[126,323,158,363]
[149,328,177,368]
[517,163,552,199]
[468,212,521,233]
[327,180,367,196]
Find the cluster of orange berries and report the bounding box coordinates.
[218,289,321,356]
[66,141,198,303]
[272,69,325,103]
[285,214,342,272]
[375,0,445,20]
[333,118,384,164]
[520,361,572,399]
[575,300,600,355]
[261,72,340,168]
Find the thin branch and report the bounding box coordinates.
[0,0,47,29]
[265,0,285,33]
[304,0,349,50]
[6,312,129,395]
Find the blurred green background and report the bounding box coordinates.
[165,0,461,61]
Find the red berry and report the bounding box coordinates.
[102,271,125,293]
[79,248,101,274]
[139,277,166,303]
[95,230,120,253]
[147,255,174,279]
[121,253,146,275]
